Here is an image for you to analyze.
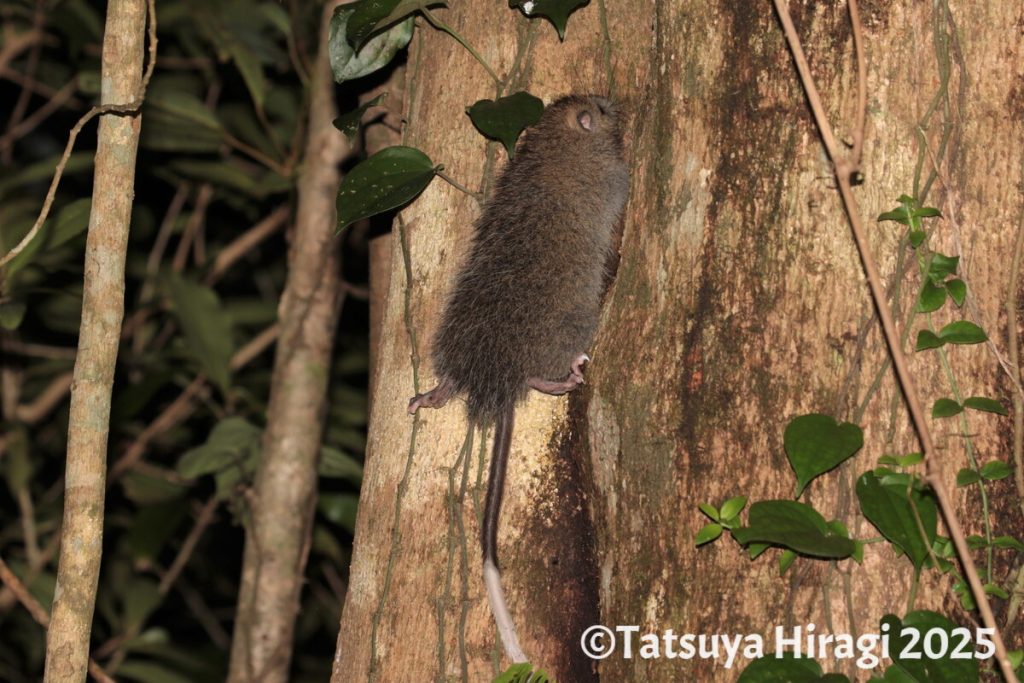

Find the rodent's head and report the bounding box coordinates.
[546,94,622,145]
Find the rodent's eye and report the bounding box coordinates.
[577,111,594,132]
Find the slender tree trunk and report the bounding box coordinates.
[43,1,146,681]
[338,2,1024,681]
[226,3,349,681]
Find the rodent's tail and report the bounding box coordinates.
[482,403,527,663]
[482,403,513,568]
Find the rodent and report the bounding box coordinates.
[408,94,629,663]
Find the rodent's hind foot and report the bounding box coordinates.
[528,353,591,396]
[408,378,454,414]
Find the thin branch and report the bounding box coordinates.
[0,78,78,152]
[158,496,219,595]
[0,66,85,107]
[0,556,115,683]
[0,339,77,360]
[14,371,73,424]
[0,0,157,270]
[0,28,43,74]
[771,1,1018,680]
[205,205,290,284]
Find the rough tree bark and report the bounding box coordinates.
[226,2,348,681]
[338,2,1024,681]
[42,1,147,681]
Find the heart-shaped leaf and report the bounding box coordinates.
[980,460,1011,481]
[784,414,863,497]
[731,500,856,558]
[945,278,967,306]
[694,523,722,546]
[856,472,937,571]
[962,396,1007,415]
[931,398,962,418]
[937,320,987,344]
[336,146,439,232]
[344,0,441,50]
[956,468,981,487]
[467,91,544,157]
[915,329,943,351]
[737,653,837,683]
[884,612,979,683]
[927,252,959,281]
[330,6,413,83]
[917,279,946,312]
[333,93,388,139]
[508,0,590,40]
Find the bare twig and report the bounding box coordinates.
[0,556,116,683]
[0,66,85,107]
[0,338,77,360]
[0,0,157,270]
[772,1,1018,680]
[14,371,73,424]
[0,28,43,74]
[0,78,78,152]
[205,205,290,284]
[158,496,219,595]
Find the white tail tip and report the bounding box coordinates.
[483,558,528,663]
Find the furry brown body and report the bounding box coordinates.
[409,94,629,663]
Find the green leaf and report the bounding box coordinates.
[0,300,26,331]
[908,229,927,248]
[146,88,224,134]
[917,279,946,313]
[962,396,1008,416]
[979,460,1011,481]
[878,209,910,225]
[336,146,439,231]
[120,472,189,505]
[927,252,959,281]
[955,468,981,487]
[898,452,924,467]
[747,542,769,560]
[914,329,943,351]
[945,278,966,306]
[984,583,1009,599]
[467,91,545,158]
[225,36,266,111]
[779,549,796,575]
[885,612,979,683]
[318,493,360,532]
[508,0,590,40]
[330,6,413,84]
[177,417,262,479]
[931,398,962,418]
[165,274,235,396]
[992,536,1024,552]
[913,206,942,218]
[695,523,722,546]
[493,663,551,683]
[856,472,937,571]
[937,320,987,344]
[318,446,363,483]
[784,414,863,497]
[332,93,387,139]
[719,495,747,522]
[48,199,91,249]
[737,653,829,683]
[698,503,719,521]
[345,0,439,51]
[731,500,856,558]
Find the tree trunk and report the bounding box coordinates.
[226,3,348,681]
[338,2,1024,681]
[43,2,146,681]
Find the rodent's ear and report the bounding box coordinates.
[577,110,594,131]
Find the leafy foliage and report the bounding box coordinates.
[508,0,590,40]
[0,0,374,679]
[467,91,545,157]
